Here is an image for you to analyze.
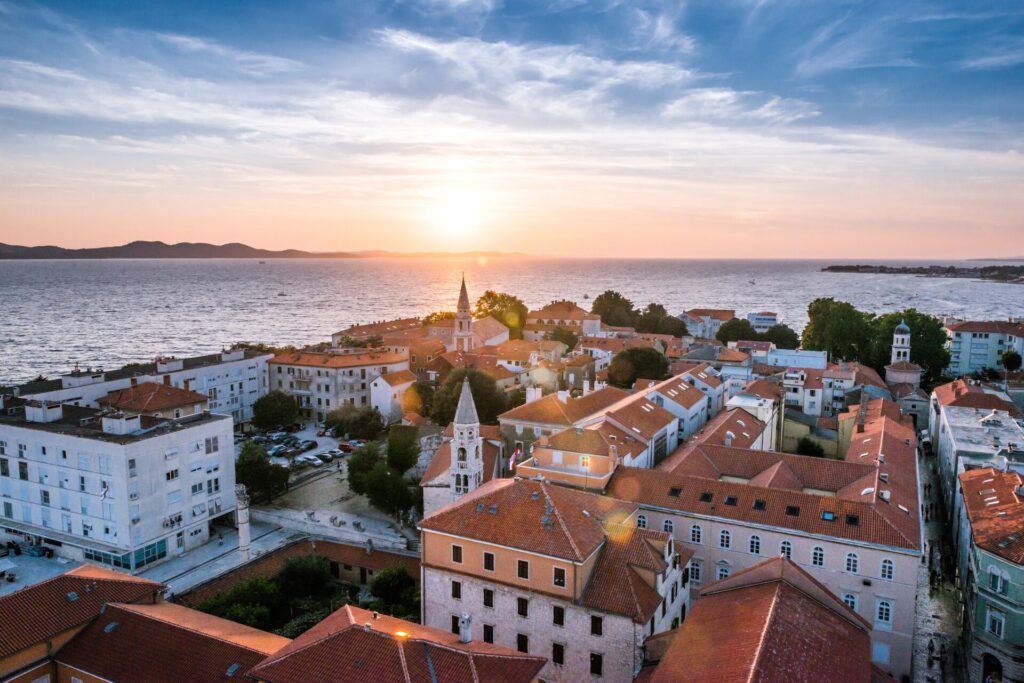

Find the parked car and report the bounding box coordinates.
[269,456,290,468]
[297,454,323,467]
[249,435,269,444]
[337,443,353,453]
[267,444,287,456]
[269,431,288,442]
[325,448,343,459]
[300,440,318,451]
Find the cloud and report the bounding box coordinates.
[661,88,819,124]
[961,40,1024,70]
[152,33,303,74]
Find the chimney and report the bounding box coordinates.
[609,444,619,463]
[184,379,191,392]
[724,431,734,447]
[130,377,138,387]
[557,390,568,403]
[163,375,171,386]
[458,613,472,644]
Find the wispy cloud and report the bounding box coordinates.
[662,88,818,124]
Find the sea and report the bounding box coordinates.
[2,258,1022,385]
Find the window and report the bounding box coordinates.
[846,514,859,526]
[18,462,28,481]
[191,482,204,495]
[752,499,766,511]
[452,545,463,564]
[749,535,761,555]
[483,551,495,571]
[517,597,529,617]
[552,642,565,665]
[554,567,566,587]
[988,567,1008,594]
[590,653,603,676]
[880,559,894,581]
[690,525,702,544]
[591,615,603,636]
[516,633,529,653]
[517,559,529,580]
[699,492,713,503]
[780,541,792,560]
[451,580,462,599]
[785,505,800,517]
[483,588,494,608]
[719,530,731,549]
[987,606,1006,638]
[204,436,219,454]
[668,486,681,497]
[0,459,7,477]
[875,600,892,627]
[451,615,460,634]
[843,593,858,611]
[483,624,494,643]
[553,605,565,626]
[724,496,737,506]
[717,565,730,580]
[845,553,859,574]
[662,519,674,534]
[166,469,179,481]
[637,514,647,529]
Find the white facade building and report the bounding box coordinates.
[745,311,778,334]
[0,398,235,572]
[946,320,1024,377]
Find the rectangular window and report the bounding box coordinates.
[517,559,529,580]
[0,459,7,477]
[517,597,528,618]
[483,551,495,571]
[166,469,179,481]
[590,652,603,676]
[483,624,494,644]
[451,580,462,600]
[591,615,603,636]
[553,566,566,587]
[452,545,463,564]
[987,607,1005,638]
[516,633,528,653]
[483,588,494,608]
[451,615,460,634]
[553,605,565,626]
[552,642,565,665]
[18,462,28,481]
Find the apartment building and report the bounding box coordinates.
[15,348,272,429]
[419,478,689,683]
[0,397,235,571]
[268,350,408,422]
[498,386,632,454]
[607,399,922,680]
[946,320,1024,376]
[96,380,209,419]
[745,311,779,334]
[679,309,735,340]
[954,467,1024,683]
[522,300,602,341]
[928,378,1021,446]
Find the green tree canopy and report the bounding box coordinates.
[591,290,637,328]
[762,323,800,349]
[252,390,300,431]
[608,347,669,388]
[474,290,528,339]
[370,565,418,617]
[403,381,434,417]
[1003,350,1023,373]
[430,368,507,425]
[715,318,759,345]
[868,309,951,386]
[276,555,334,600]
[801,298,874,362]
[346,443,382,495]
[507,385,527,410]
[386,425,420,475]
[422,311,455,326]
[363,461,414,516]
[795,437,826,458]
[634,303,688,337]
[235,441,290,504]
[544,325,579,351]
[324,405,385,440]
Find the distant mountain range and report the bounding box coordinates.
[0,240,528,260]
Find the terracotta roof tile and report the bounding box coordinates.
[378,369,418,387]
[947,320,1024,335]
[959,467,1024,564]
[498,386,630,426]
[270,350,407,369]
[98,381,208,413]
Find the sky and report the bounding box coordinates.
[0,1,1022,258]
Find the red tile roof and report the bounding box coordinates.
[55,603,275,683]
[947,320,1024,335]
[932,379,1021,416]
[378,369,418,387]
[658,409,767,473]
[650,557,873,683]
[540,421,647,460]
[335,317,421,339]
[686,308,736,321]
[498,386,631,426]
[740,378,783,400]
[249,604,546,683]
[959,467,1024,564]
[641,374,708,409]
[606,396,677,440]
[98,382,208,413]
[270,350,407,369]
[527,300,598,322]
[0,565,164,660]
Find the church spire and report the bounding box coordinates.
[458,272,470,313]
[454,377,479,426]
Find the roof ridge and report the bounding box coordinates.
[745,581,781,683]
[541,482,584,561]
[110,604,271,656]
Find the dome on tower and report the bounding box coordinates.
[894,320,910,335]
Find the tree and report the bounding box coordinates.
[252,390,299,431]
[196,575,286,627]
[475,291,528,339]
[762,324,800,349]
[795,437,825,458]
[430,369,507,425]
[387,425,420,475]
[1003,350,1023,373]
[635,303,687,337]
[591,290,637,328]
[402,381,434,417]
[346,443,382,495]
[276,555,334,600]
[422,311,455,326]
[370,565,418,617]
[507,385,527,410]
[324,405,385,440]
[608,347,669,388]
[363,461,414,516]
[715,318,759,345]
[868,309,951,386]
[801,298,874,362]
[544,325,578,351]
[235,441,290,504]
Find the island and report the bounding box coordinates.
[823,264,1024,282]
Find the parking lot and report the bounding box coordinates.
[236,422,360,475]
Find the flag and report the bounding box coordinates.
[509,446,521,471]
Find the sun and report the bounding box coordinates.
[429,186,484,240]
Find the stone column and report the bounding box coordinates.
[235,484,251,562]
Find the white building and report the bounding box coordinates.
[16,348,272,430]
[0,397,235,572]
[946,320,1024,377]
[745,311,778,334]
[679,309,735,340]
[368,370,418,423]
[765,348,828,370]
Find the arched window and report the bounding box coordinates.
[880,559,894,581]
[719,530,731,549]
[749,535,761,555]
[636,514,647,529]
[876,600,892,625]
[716,564,730,580]
[846,553,859,574]
[779,541,792,560]
[689,560,701,582]
[988,566,1009,593]
[843,593,858,611]
[457,447,467,462]
[812,546,824,567]
[690,525,702,544]
[663,519,674,534]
